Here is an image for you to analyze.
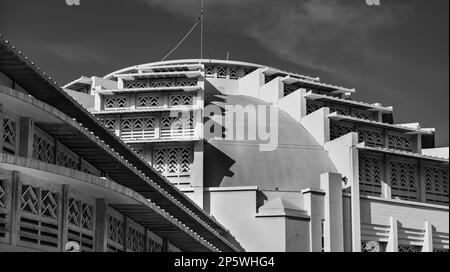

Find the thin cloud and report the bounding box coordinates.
[44,43,109,63]
[134,0,414,75]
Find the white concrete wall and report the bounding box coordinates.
[205,187,303,252]
[360,197,449,233]
[278,89,306,122]
[238,68,264,98]
[300,107,330,146]
[258,77,283,105]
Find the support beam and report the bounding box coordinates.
[386,217,398,252]
[320,172,344,252]
[19,117,34,158]
[422,221,433,252]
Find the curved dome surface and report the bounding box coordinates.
[204,94,337,192]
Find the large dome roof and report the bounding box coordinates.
[204,94,337,192]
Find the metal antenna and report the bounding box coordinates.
[200,0,204,64]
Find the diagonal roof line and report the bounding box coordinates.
[0,33,242,251]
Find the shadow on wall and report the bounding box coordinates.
[203,80,237,187]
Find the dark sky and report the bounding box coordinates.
[0,0,448,146]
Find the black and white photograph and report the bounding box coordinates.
[0,0,448,267]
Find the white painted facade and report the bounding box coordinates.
[65,59,449,252]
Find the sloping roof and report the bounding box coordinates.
[0,34,242,252]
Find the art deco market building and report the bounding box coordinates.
[62,57,449,252]
[1,34,448,252]
[0,35,242,252]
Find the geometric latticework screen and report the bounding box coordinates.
[32,126,55,164]
[147,233,164,252]
[216,66,227,78]
[160,113,195,139]
[357,127,384,147]
[18,183,60,250]
[2,117,16,154]
[56,143,80,170]
[153,146,192,178]
[359,154,383,196]
[99,118,116,132]
[0,177,9,242]
[306,100,324,115]
[387,132,413,152]
[330,121,353,140]
[136,94,160,108]
[424,165,449,205]
[169,94,193,106]
[398,245,421,252]
[390,158,419,201]
[104,96,127,109]
[120,117,156,141]
[329,104,351,116]
[125,79,197,89]
[67,196,95,252]
[352,108,376,121]
[106,209,124,252]
[126,220,146,252]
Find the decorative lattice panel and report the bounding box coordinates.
[136,94,160,107]
[0,178,8,240]
[357,127,384,147]
[125,80,148,89]
[387,132,413,152]
[150,80,173,88]
[0,178,5,209]
[99,118,116,131]
[107,210,124,252]
[424,165,449,205]
[205,66,215,77]
[104,96,127,109]
[283,84,298,97]
[330,121,353,140]
[56,143,80,170]
[229,66,239,79]
[361,241,385,252]
[147,237,164,252]
[398,245,421,252]
[2,117,16,153]
[359,154,383,196]
[169,94,193,106]
[32,127,55,164]
[160,113,194,139]
[154,146,192,177]
[352,108,376,121]
[121,117,156,141]
[306,100,324,114]
[175,79,197,87]
[126,221,145,252]
[329,104,350,116]
[216,66,227,78]
[390,158,418,201]
[19,184,60,249]
[67,197,95,251]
